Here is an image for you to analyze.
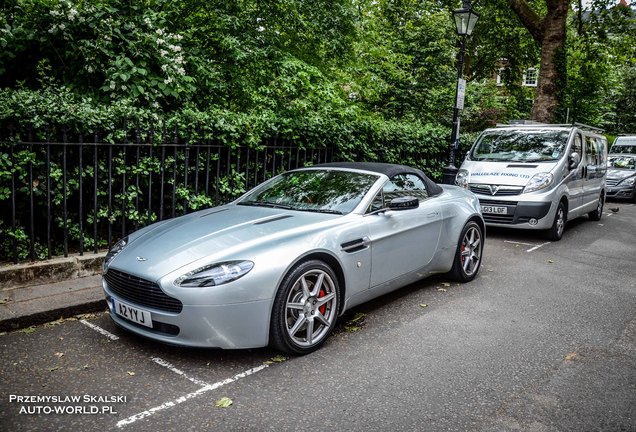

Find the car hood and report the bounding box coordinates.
[108,204,339,280]
[607,168,636,181]
[461,160,558,186]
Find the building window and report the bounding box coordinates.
[523,68,538,87]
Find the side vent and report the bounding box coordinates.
[341,238,368,253]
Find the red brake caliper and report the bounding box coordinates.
[461,243,466,264]
[318,289,327,315]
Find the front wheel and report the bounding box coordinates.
[270,260,339,355]
[449,220,483,282]
[546,202,566,241]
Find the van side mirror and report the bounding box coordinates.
[569,152,580,170]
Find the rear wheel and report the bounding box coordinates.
[588,193,604,221]
[449,221,483,282]
[270,260,339,355]
[546,202,566,241]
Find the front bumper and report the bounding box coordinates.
[606,185,636,200]
[104,283,273,349]
[478,198,554,230]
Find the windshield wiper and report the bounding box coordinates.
[301,208,344,215]
[238,201,294,210]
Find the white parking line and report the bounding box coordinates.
[151,357,210,387]
[79,319,272,428]
[80,319,120,340]
[504,240,535,247]
[503,240,550,252]
[116,364,270,428]
[526,242,550,252]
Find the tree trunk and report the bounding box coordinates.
[509,0,569,123]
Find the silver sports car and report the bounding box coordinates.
[103,162,484,354]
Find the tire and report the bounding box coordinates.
[546,201,566,241]
[270,260,339,355]
[449,221,483,282]
[588,193,604,221]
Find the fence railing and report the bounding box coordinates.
[1,132,333,264]
[1,122,454,264]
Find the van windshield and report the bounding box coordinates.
[470,129,570,162]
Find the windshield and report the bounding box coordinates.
[608,155,636,170]
[470,129,570,162]
[610,140,636,154]
[238,169,379,214]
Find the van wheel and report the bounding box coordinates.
[546,202,566,241]
[588,193,604,221]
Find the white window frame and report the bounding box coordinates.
[522,68,538,87]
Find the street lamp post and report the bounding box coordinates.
[442,0,479,185]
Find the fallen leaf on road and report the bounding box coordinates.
[419,304,428,308]
[215,397,233,408]
[55,352,64,358]
[48,367,59,372]
[21,326,37,334]
[127,371,136,376]
[547,260,554,264]
[437,288,447,292]
[564,352,578,361]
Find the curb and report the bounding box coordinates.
[0,299,107,333]
[0,253,106,289]
[0,254,107,332]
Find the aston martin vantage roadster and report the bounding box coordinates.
[103,162,485,354]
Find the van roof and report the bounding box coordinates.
[494,121,604,134]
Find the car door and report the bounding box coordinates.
[583,135,601,207]
[363,173,443,288]
[567,132,585,212]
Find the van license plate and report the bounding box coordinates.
[113,299,153,328]
[481,205,508,215]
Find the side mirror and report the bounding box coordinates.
[569,152,580,170]
[388,196,419,211]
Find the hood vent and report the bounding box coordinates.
[507,164,538,168]
[200,208,229,218]
[254,214,293,225]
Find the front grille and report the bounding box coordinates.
[483,214,515,224]
[606,179,620,187]
[104,269,183,313]
[470,184,523,196]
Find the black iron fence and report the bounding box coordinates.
[1,122,454,264]
[1,128,333,264]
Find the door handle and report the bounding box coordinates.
[427,212,439,218]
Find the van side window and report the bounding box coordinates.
[585,136,598,166]
[572,134,582,157]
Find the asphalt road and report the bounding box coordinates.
[1,202,635,432]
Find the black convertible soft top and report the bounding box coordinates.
[311,162,444,197]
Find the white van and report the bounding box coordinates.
[610,135,636,155]
[456,123,608,240]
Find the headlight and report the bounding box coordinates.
[456,169,469,188]
[618,177,636,186]
[524,173,553,193]
[174,261,254,288]
[103,236,128,272]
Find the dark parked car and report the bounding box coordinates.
[606,155,636,201]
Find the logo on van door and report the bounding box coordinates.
[488,185,500,195]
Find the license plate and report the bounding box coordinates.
[113,299,153,328]
[481,205,508,215]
